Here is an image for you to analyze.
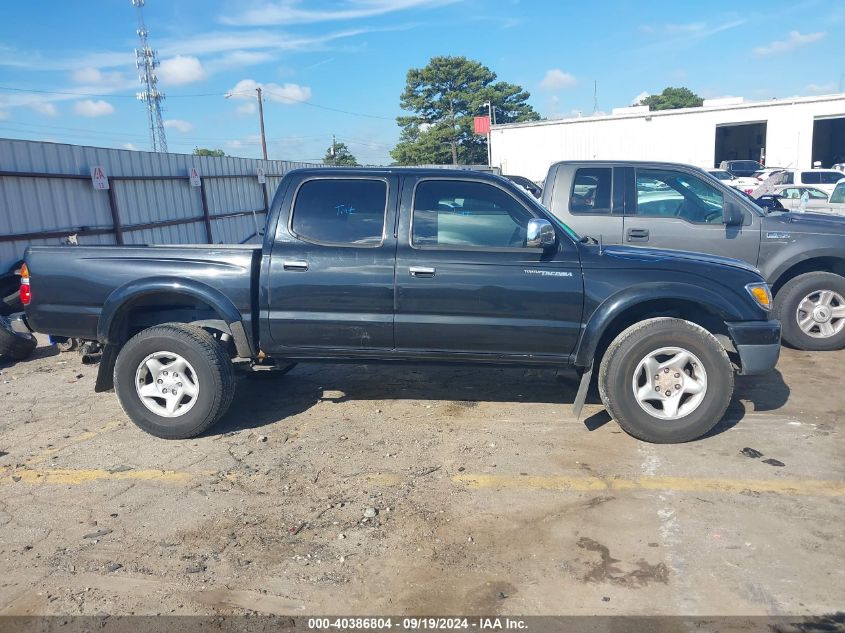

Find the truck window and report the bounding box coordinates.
[291,179,387,247]
[569,168,612,214]
[412,180,534,249]
[634,169,725,224]
[830,184,845,204]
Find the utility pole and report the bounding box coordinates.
[256,87,267,160]
[331,134,337,165]
[483,101,493,166]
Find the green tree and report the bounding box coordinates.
[638,87,703,111]
[323,141,359,166]
[193,147,226,157]
[390,56,540,165]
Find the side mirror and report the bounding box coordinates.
[723,200,745,226]
[526,218,555,248]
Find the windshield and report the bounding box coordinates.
[831,184,845,204]
[709,170,733,180]
[732,161,762,171]
[507,178,581,241]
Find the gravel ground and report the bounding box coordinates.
[0,337,842,617]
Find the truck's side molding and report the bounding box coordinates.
[97,276,254,358]
[574,282,748,367]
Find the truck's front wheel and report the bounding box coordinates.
[774,272,845,351]
[598,318,733,443]
[114,323,235,439]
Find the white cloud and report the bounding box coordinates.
[631,91,650,105]
[31,102,58,116]
[236,101,257,115]
[806,82,836,94]
[157,55,207,86]
[74,99,115,117]
[540,69,576,91]
[163,119,194,133]
[70,67,127,87]
[122,143,139,151]
[227,79,312,105]
[221,0,457,26]
[664,22,706,33]
[207,50,275,72]
[754,31,826,56]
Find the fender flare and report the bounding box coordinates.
[96,276,254,358]
[573,282,746,367]
[764,247,845,289]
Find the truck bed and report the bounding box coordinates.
[24,244,260,345]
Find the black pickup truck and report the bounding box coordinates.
[15,168,780,443]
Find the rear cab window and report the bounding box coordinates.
[290,178,388,247]
[569,167,612,214]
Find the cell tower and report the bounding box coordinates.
[132,0,167,152]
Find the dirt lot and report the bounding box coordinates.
[0,337,842,618]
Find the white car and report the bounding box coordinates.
[772,184,845,215]
[706,169,760,195]
[778,169,845,195]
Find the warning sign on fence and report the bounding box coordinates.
[90,166,109,190]
[189,167,201,187]
[257,167,266,184]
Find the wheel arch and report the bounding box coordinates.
[94,278,253,393]
[575,284,741,368]
[769,254,845,295]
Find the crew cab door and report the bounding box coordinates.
[622,167,761,266]
[264,175,398,352]
[544,163,625,245]
[394,175,583,359]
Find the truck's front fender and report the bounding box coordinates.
[97,276,253,357]
[573,281,750,367]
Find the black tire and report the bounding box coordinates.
[0,317,38,361]
[1,289,23,316]
[774,272,845,351]
[114,323,236,439]
[598,317,733,443]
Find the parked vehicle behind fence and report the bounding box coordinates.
[13,168,779,443]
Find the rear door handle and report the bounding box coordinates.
[409,266,436,278]
[283,260,308,271]
[626,228,650,242]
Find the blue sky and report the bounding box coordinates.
[0,0,842,165]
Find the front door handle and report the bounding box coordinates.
[409,266,436,278]
[626,228,650,242]
[283,260,308,271]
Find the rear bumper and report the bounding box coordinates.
[7,312,33,335]
[726,320,781,375]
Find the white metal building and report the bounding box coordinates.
[490,93,845,182]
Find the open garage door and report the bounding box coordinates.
[714,121,767,167]
[812,116,845,168]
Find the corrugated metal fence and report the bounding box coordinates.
[0,138,322,271]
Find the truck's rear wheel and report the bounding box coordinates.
[774,272,845,351]
[0,316,37,361]
[114,323,235,439]
[598,318,733,443]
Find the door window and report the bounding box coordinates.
[291,179,387,247]
[634,169,725,223]
[569,168,612,214]
[412,180,535,249]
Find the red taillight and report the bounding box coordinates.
[19,262,30,306]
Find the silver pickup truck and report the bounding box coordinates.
[541,161,845,352]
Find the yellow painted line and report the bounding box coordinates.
[1,468,194,486]
[453,473,845,497]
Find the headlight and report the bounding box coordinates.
[745,282,772,311]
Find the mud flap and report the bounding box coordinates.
[571,364,593,421]
[95,344,119,392]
